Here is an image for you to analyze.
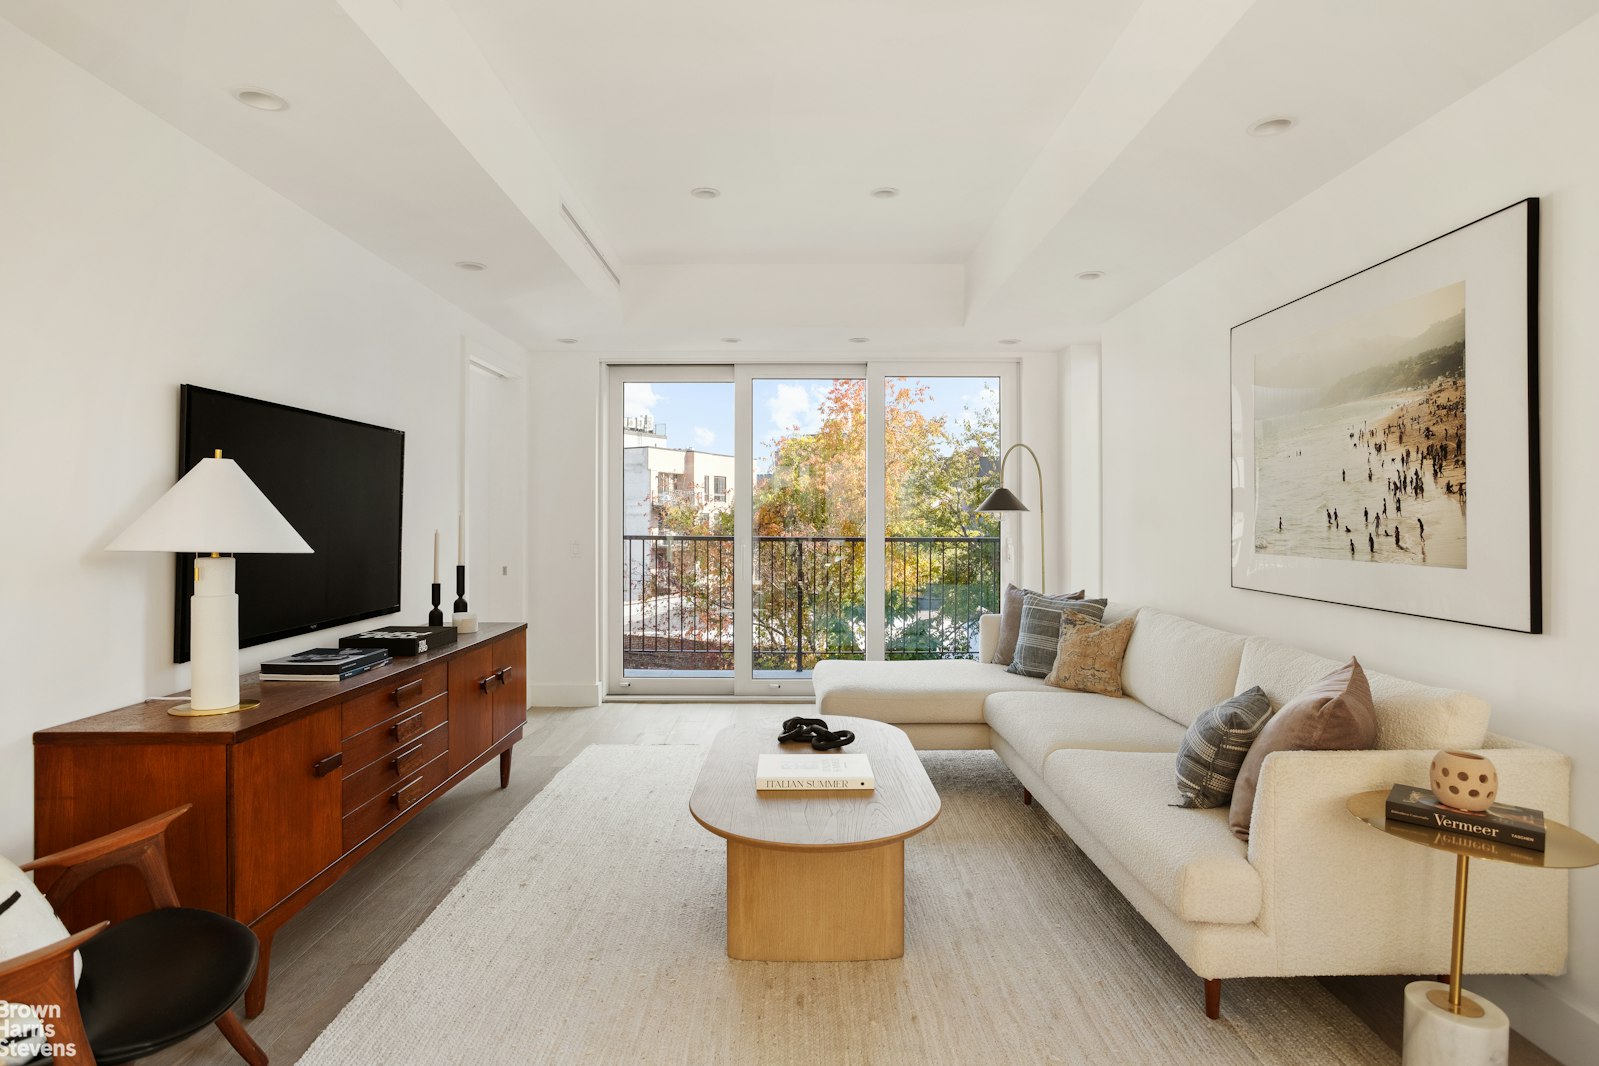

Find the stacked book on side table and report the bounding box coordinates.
[260,647,391,683]
[1384,784,1546,852]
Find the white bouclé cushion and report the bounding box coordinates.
[1235,637,1489,751]
[813,659,1054,724]
[1043,749,1263,925]
[984,690,1186,777]
[0,854,79,985]
[1119,608,1247,728]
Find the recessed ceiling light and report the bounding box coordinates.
[848,337,870,343]
[556,337,579,344]
[690,187,721,200]
[1076,270,1107,281]
[721,337,742,343]
[999,338,1021,345]
[1247,115,1297,137]
[870,187,900,199]
[454,260,487,272]
[233,87,289,112]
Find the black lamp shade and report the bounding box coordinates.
[976,486,1028,512]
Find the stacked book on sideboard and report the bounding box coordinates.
[1384,784,1546,852]
[260,647,391,683]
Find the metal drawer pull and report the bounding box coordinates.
[392,679,424,706]
[391,711,425,743]
[313,752,344,778]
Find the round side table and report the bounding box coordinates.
[1346,790,1599,1066]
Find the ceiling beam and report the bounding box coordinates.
[964,0,1257,323]
[336,0,622,317]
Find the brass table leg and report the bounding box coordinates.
[1426,853,1485,1018]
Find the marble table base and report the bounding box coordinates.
[1403,981,1509,1066]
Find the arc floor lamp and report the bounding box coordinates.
[977,443,1046,590]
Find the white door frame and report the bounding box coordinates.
[460,339,527,624]
[605,366,736,697]
[602,359,1020,699]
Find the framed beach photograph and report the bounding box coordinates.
[1230,199,1540,632]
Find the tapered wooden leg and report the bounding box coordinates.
[1022,789,1033,806]
[1204,978,1221,1020]
[244,929,273,1018]
[215,1009,269,1066]
[500,748,513,789]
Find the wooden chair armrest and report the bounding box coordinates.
[22,805,191,912]
[0,922,105,1066]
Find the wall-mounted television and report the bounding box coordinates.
[174,385,405,663]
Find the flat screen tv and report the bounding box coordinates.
[174,385,405,663]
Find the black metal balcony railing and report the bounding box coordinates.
[621,534,1000,674]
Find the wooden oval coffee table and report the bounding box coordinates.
[690,715,941,962]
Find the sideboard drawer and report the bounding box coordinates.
[341,751,449,852]
[341,722,448,815]
[341,692,448,776]
[341,662,448,740]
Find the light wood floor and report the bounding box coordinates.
[149,702,1562,1065]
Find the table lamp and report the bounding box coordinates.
[108,450,312,716]
[977,442,1047,590]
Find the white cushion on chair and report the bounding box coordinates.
[0,853,79,987]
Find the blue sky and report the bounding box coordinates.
[624,376,998,471]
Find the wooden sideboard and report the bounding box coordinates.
[33,622,527,1017]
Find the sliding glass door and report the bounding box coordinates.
[608,362,1013,698]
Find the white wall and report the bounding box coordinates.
[526,352,1063,704]
[0,21,527,859]
[1098,17,1599,1058]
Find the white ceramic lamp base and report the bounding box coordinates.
[174,555,255,716]
[1403,981,1508,1066]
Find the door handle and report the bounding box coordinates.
[391,742,425,779]
[391,711,425,744]
[478,673,500,693]
[313,752,344,778]
[496,666,513,685]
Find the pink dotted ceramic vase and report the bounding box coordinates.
[1430,750,1498,812]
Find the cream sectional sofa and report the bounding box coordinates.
[811,605,1571,1015]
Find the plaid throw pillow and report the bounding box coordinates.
[1173,686,1273,809]
[1006,595,1106,678]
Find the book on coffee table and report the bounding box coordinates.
[756,753,874,791]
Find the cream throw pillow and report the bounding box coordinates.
[1045,616,1136,696]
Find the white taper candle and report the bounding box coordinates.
[433,530,440,581]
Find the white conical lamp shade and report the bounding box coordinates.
[107,457,312,553]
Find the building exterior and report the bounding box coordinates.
[621,415,734,536]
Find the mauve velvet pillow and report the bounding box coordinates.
[1228,657,1377,840]
[993,583,1085,665]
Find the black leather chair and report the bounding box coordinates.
[0,805,267,1065]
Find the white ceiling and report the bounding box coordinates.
[5,0,1597,353]
[450,0,1144,265]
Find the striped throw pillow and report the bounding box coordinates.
[1173,686,1273,809]
[1006,595,1106,678]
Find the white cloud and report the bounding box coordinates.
[624,383,661,419]
[766,383,820,435]
[692,426,715,449]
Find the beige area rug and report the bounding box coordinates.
[299,746,1396,1065]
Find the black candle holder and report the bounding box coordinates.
[453,564,468,614]
[429,582,444,626]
